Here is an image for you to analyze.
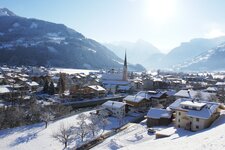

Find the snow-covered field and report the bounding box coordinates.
[0,110,143,150]
[50,68,99,75]
[93,111,225,150]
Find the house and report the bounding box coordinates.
[204,87,218,94]
[26,81,40,92]
[136,91,169,106]
[101,100,126,118]
[70,85,106,98]
[174,89,215,101]
[169,98,225,131]
[123,95,150,112]
[0,85,11,100]
[87,85,106,97]
[146,108,172,127]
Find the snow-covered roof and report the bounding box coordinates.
[0,74,4,79]
[180,101,206,108]
[186,102,220,119]
[169,98,194,110]
[88,85,106,91]
[206,87,218,92]
[155,127,176,136]
[102,100,126,109]
[215,82,225,86]
[124,95,146,103]
[147,108,172,119]
[174,90,214,100]
[0,85,10,94]
[26,81,39,87]
[136,91,167,99]
[169,98,221,119]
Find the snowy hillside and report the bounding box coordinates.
[0,8,145,71]
[0,110,114,150]
[92,111,225,150]
[174,43,225,71]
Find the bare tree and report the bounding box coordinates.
[0,109,5,129]
[87,114,101,137]
[74,113,89,142]
[40,110,54,128]
[98,115,110,135]
[52,123,72,149]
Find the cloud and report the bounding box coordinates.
[205,29,225,38]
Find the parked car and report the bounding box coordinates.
[148,128,156,134]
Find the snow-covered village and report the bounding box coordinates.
[1,0,225,150]
[1,53,225,150]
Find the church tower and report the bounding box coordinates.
[122,51,128,81]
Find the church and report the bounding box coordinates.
[100,52,131,93]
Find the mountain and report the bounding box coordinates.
[161,37,225,68]
[0,8,16,16]
[0,8,145,72]
[104,40,164,70]
[175,43,225,71]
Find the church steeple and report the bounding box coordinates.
[122,51,128,81]
[124,51,127,67]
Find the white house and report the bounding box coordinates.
[102,100,126,118]
[168,98,224,131]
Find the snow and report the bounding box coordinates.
[88,85,106,91]
[93,111,225,150]
[0,43,13,49]
[50,68,99,75]
[147,108,172,119]
[0,110,145,150]
[124,95,146,103]
[30,22,38,29]
[0,8,15,16]
[87,48,97,53]
[155,127,176,136]
[175,90,214,100]
[0,85,10,94]
[12,22,20,28]
[186,103,219,119]
[47,46,57,53]
[91,121,167,150]
[102,101,126,109]
[180,101,206,108]
[26,81,39,87]
[0,32,4,36]
[113,59,123,65]
[8,29,13,32]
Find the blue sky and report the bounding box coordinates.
[1,0,225,53]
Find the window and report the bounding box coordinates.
[196,118,199,122]
[178,119,180,122]
[178,112,181,116]
[178,125,180,128]
[196,125,199,129]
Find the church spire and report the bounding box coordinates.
[124,50,127,67]
[122,50,128,81]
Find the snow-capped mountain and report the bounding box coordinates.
[160,37,225,68]
[104,40,164,70]
[0,8,16,16]
[175,43,225,71]
[0,8,145,71]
